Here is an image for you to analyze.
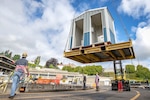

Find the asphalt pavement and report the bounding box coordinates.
[0,86,150,100]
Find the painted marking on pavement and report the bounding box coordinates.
[13,89,108,99]
[130,90,140,100]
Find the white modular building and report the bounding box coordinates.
[67,7,116,50]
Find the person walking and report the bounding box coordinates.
[95,73,100,91]
[146,79,149,86]
[9,52,29,99]
[83,75,86,90]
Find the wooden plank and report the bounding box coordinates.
[118,49,126,59]
[98,58,114,62]
[84,47,101,54]
[106,41,132,51]
[74,55,91,63]
[64,41,135,63]
[0,60,15,68]
[129,47,135,57]
[84,54,101,62]
[115,55,135,60]
[0,65,13,71]
[64,50,82,57]
[104,52,117,60]
[68,56,85,63]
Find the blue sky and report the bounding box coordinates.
[0,0,150,69]
[71,0,138,41]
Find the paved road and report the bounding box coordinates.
[0,87,150,100]
[136,88,150,100]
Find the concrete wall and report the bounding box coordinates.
[86,76,112,87]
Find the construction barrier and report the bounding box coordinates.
[35,78,60,85]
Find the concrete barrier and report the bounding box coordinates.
[0,83,93,94]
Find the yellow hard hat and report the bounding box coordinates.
[22,52,28,57]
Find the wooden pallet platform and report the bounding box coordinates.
[64,41,135,63]
[0,55,15,71]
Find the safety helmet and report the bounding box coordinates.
[22,52,28,57]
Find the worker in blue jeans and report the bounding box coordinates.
[9,52,29,99]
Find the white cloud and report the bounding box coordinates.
[0,0,79,66]
[138,22,147,28]
[133,24,150,60]
[118,0,150,69]
[1,0,150,69]
[134,26,150,65]
[118,0,150,19]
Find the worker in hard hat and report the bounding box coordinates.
[9,52,29,99]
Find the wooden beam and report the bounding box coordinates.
[104,52,117,60]
[106,41,132,51]
[129,47,134,57]
[84,47,101,54]
[98,58,114,62]
[115,55,135,60]
[64,50,82,57]
[68,56,85,63]
[0,61,15,68]
[64,41,135,63]
[118,49,126,59]
[84,54,101,62]
[74,55,91,63]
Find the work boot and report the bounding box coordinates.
[8,93,16,99]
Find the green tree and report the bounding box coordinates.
[136,65,150,79]
[73,66,83,73]
[45,58,58,69]
[62,65,103,75]
[28,62,43,68]
[125,64,135,73]
[49,64,55,68]
[62,66,74,72]
[12,54,20,61]
[4,50,12,58]
[103,72,114,77]
[34,56,41,67]
[28,63,36,68]
[83,65,102,75]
